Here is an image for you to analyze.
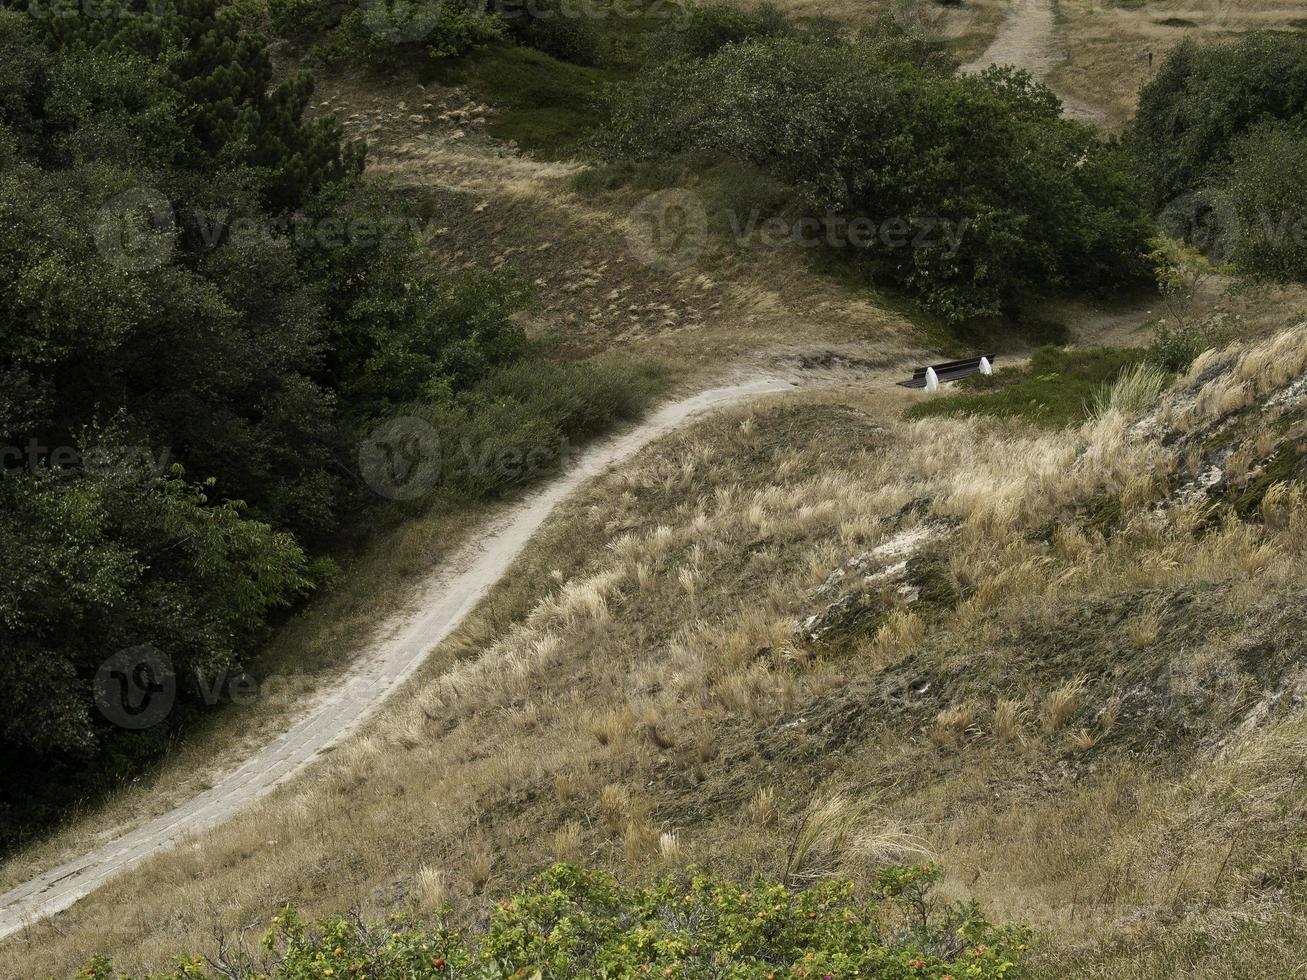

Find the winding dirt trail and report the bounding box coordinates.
[962,0,1107,125]
[0,374,800,942]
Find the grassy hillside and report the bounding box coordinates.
[7,0,1307,975]
[19,321,1307,976]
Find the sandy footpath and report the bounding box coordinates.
[0,375,798,941]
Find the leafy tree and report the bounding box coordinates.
[603,37,1150,321]
[1222,121,1307,283]
[0,445,310,831]
[0,0,538,842]
[1130,32,1307,210]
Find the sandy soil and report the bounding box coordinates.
[962,0,1109,123]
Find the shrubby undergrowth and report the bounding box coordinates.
[601,36,1152,322]
[1131,32,1307,284]
[83,863,1030,979]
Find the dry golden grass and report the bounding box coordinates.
[1041,677,1088,734]
[1049,0,1307,128]
[415,865,449,908]
[9,326,1307,977]
[992,697,1026,744]
[1127,606,1163,649]
[931,701,981,747]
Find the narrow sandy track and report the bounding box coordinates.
[962,0,1107,125]
[0,374,799,942]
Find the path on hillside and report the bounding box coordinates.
[961,0,1107,125]
[0,375,801,942]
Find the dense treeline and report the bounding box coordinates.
[1131,31,1307,282]
[0,0,651,843]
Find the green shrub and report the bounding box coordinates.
[267,0,349,38]
[1221,121,1307,283]
[1130,32,1307,210]
[320,0,507,68]
[502,0,605,65]
[602,38,1151,322]
[361,359,664,504]
[83,863,1030,978]
[1146,321,1205,372]
[651,1,791,58]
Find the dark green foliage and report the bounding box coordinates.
[268,0,350,37]
[1222,122,1307,282]
[0,0,651,844]
[83,863,1030,978]
[1147,321,1205,372]
[1130,32,1307,210]
[650,1,791,59]
[381,360,664,503]
[0,452,311,832]
[602,39,1152,321]
[1130,34,1307,283]
[18,0,365,208]
[317,0,506,69]
[501,0,604,65]
[905,346,1148,427]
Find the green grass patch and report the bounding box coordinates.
[426,44,616,155]
[425,0,672,156]
[904,346,1147,428]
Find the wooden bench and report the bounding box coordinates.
[896,353,997,390]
